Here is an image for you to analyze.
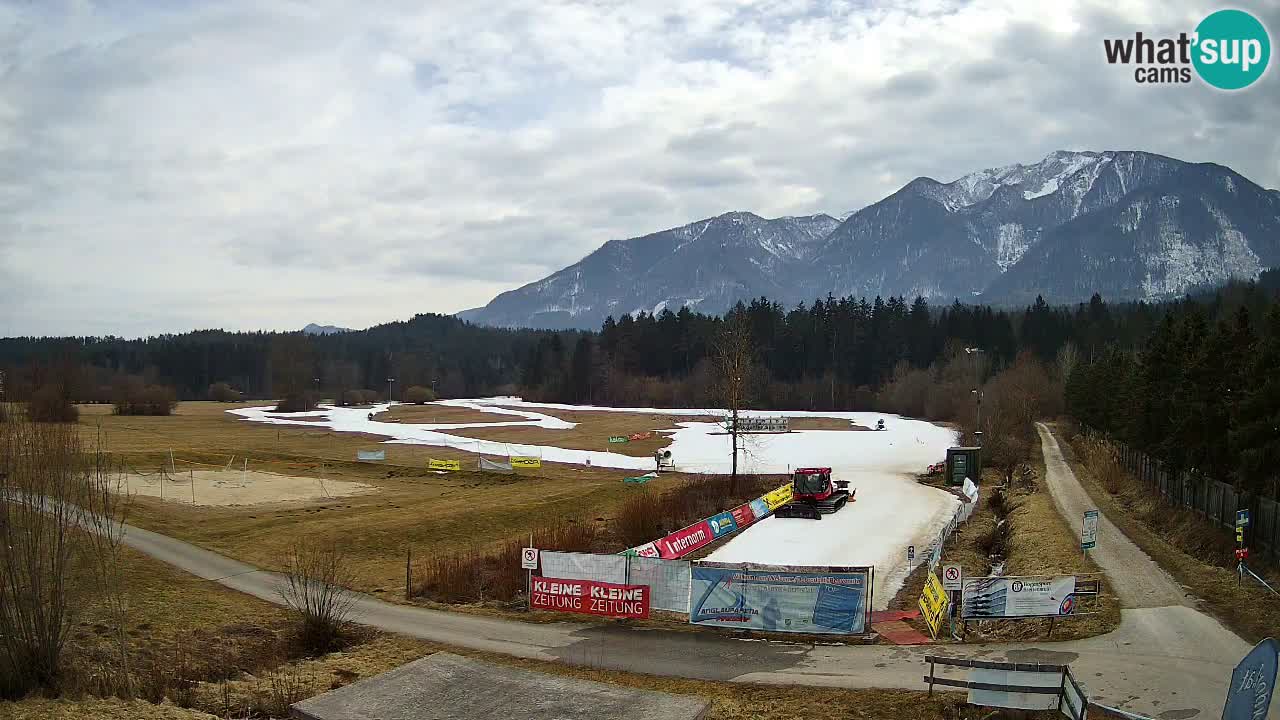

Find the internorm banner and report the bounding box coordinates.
[689,562,871,634]
[509,456,541,468]
[427,458,461,471]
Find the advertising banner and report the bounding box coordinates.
[629,431,654,441]
[655,520,714,559]
[356,450,385,462]
[707,511,738,538]
[689,563,871,634]
[918,570,949,638]
[961,576,1077,619]
[749,498,770,519]
[608,436,628,443]
[730,503,756,529]
[530,578,649,619]
[509,456,542,469]
[620,541,660,558]
[427,458,461,471]
[762,484,794,511]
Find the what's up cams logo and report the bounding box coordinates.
[1104,9,1271,89]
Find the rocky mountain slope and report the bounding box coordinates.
[460,150,1280,329]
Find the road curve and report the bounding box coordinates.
[115,429,1253,718]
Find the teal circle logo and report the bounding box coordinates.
[1192,9,1271,90]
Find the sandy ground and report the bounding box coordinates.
[121,469,376,506]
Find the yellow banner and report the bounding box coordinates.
[763,483,794,511]
[918,570,949,639]
[428,459,461,471]
[509,456,542,469]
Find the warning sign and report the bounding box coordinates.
[918,570,949,639]
[520,547,539,570]
[942,563,963,591]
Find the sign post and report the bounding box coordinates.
[907,545,916,563]
[1081,510,1099,554]
[1222,638,1279,720]
[521,544,538,610]
[1237,510,1251,585]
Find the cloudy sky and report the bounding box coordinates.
[2,0,1277,337]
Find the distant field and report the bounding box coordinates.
[79,402,702,596]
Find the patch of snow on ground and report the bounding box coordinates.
[229,398,960,606]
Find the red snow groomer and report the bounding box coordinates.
[773,467,854,520]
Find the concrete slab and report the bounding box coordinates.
[290,652,710,720]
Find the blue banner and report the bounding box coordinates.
[1224,638,1279,720]
[689,563,870,634]
[707,511,738,538]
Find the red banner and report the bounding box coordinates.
[730,503,755,530]
[530,578,649,619]
[656,520,714,559]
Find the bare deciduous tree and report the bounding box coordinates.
[0,417,126,697]
[279,540,357,653]
[713,310,756,492]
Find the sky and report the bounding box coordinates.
[2,0,1278,337]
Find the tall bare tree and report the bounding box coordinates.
[713,309,756,491]
[0,417,126,696]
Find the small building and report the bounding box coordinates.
[946,446,982,487]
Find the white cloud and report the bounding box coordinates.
[1,0,1276,336]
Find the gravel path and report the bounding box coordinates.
[1035,423,1190,609]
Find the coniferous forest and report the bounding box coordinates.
[2,271,1278,495]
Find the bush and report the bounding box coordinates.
[27,385,78,423]
[403,385,436,404]
[112,376,177,416]
[340,389,379,406]
[273,391,317,413]
[208,382,241,402]
[415,519,597,604]
[279,541,356,653]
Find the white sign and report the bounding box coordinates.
[962,576,1077,619]
[943,563,963,591]
[1081,510,1099,551]
[520,547,539,570]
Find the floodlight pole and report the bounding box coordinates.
[965,347,984,446]
[387,377,395,404]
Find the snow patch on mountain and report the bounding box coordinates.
[996,223,1030,270]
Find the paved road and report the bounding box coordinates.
[117,428,1256,718]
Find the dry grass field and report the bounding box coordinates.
[0,543,1033,720]
[77,402,704,596]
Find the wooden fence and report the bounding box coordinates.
[1100,431,1280,557]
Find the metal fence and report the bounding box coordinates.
[1105,433,1280,557]
[539,551,691,613]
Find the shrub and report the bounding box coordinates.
[208,382,241,402]
[27,385,78,423]
[279,541,356,653]
[340,389,380,406]
[112,376,177,416]
[414,519,597,604]
[273,391,317,413]
[403,385,436,404]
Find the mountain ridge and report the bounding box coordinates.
[460,150,1280,329]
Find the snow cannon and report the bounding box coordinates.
[773,467,854,520]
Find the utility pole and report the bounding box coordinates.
[965,347,984,446]
[386,377,395,404]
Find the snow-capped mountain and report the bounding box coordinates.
[458,212,838,329]
[301,323,353,335]
[460,151,1280,329]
